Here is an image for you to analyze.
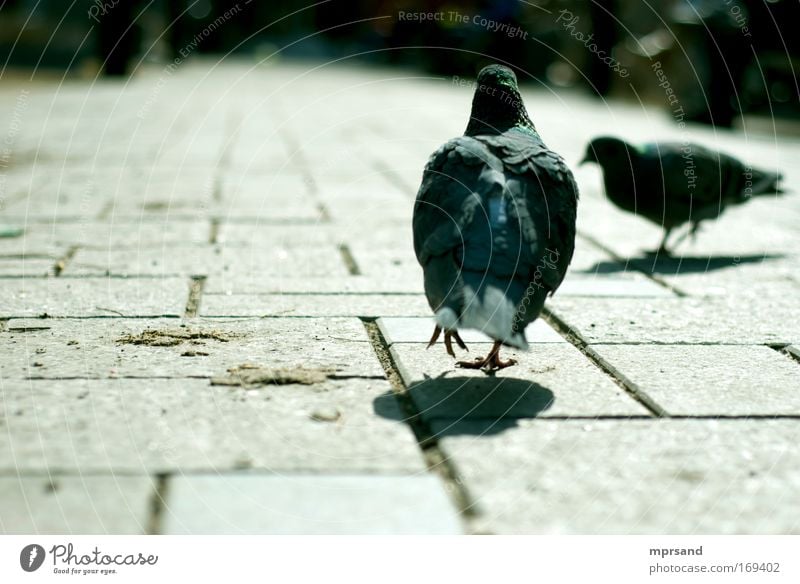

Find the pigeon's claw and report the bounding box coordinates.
[426,327,469,358]
[444,332,455,357]
[456,341,517,372]
[427,326,442,348]
[451,331,468,351]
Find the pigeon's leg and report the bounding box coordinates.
[427,326,442,348]
[456,341,517,371]
[667,223,698,251]
[655,228,673,255]
[427,327,468,358]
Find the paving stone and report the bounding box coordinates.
[162,474,461,534]
[634,257,800,299]
[65,244,349,278]
[549,296,800,345]
[390,343,648,419]
[0,476,155,534]
[0,221,210,255]
[200,293,432,317]
[204,275,422,294]
[0,378,424,474]
[216,223,334,246]
[557,275,672,297]
[589,344,800,416]
[212,195,323,222]
[0,317,384,379]
[1,278,187,318]
[378,316,565,345]
[0,257,55,276]
[347,237,420,281]
[433,419,800,534]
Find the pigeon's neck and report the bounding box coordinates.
[464,86,536,137]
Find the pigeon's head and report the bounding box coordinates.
[580,136,631,167]
[465,64,535,136]
[476,64,519,92]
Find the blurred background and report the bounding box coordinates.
[1,0,799,129]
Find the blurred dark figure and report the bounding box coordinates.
[97,1,141,76]
[668,0,800,126]
[588,0,618,96]
[670,0,750,127]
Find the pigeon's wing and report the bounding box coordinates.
[483,130,579,295]
[412,136,501,266]
[653,143,746,219]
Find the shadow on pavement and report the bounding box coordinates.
[583,254,783,275]
[373,376,554,437]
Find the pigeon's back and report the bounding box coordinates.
[413,127,578,347]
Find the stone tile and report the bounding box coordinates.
[162,474,461,534]
[637,258,800,299]
[65,245,349,278]
[215,223,334,246]
[590,345,800,416]
[204,275,422,295]
[434,419,800,534]
[212,195,323,222]
[1,278,187,318]
[0,221,210,255]
[200,294,431,317]
[0,476,155,534]
[0,317,384,379]
[378,317,565,345]
[557,275,672,297]
[391,343,647,419]
[549,296,800,345]
[0,378,424,474]
[0,257,55,276]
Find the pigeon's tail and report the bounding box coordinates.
[443,271,529,350]
[747,167,784,197]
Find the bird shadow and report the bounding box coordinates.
[373,374,554,437]
[583,253,783,275]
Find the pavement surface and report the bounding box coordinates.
[1,60,799,534]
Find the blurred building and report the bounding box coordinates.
[1,0,797,126]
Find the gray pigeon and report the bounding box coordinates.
[581,136,784,254]
[412,64,578,370]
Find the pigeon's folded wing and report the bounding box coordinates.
[412,136,500,265]
[482,131,580,294]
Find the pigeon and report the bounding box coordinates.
[581,136,783,254]
[412,64,579,370]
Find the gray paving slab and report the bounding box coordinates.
[212,195,323,222]
[65,244,349,278]
[0,476,155,535]
[0,221,210,255]
[162,474,461,534]
[590,344,800,416]
[433,419,800,534]
[200,293,432,317]
[1,278,188,318]
[0,378,424,474]
[0,257,55,276]
[0,317,384,379]
[391,343,648,419]
[204,275,422,294]
[549,296,800,345]
[216,223,334,246]
[378,316,565,345]
[637,259,800,299]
